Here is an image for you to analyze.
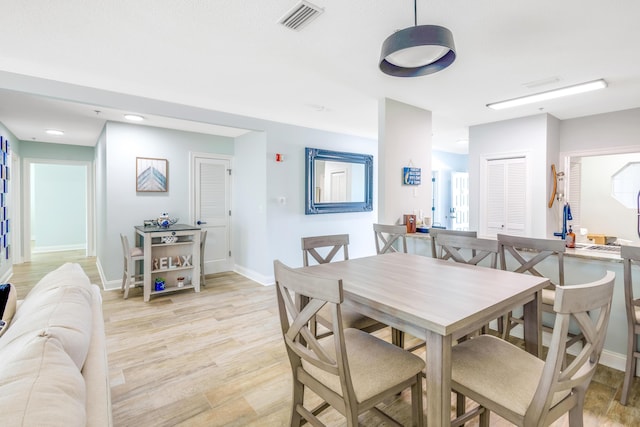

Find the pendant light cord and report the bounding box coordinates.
[414,0,417,26]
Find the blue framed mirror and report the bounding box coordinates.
[305,147,373,214]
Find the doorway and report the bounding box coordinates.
[22,159,94,262]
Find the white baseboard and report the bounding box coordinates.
[32,244,85,253]
[96,257,121,291]
[233,264,274,286]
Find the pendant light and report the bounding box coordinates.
[379,0,456,77]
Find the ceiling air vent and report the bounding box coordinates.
[278,1,324,31]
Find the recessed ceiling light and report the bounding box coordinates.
[487,79,607,110]
[45,129,64,136]
[124,114,144,122]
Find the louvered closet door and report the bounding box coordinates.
[194,156,231,273]
[485,157,527,237]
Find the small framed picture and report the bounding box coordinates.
[136,157,168,192]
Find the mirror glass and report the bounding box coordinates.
[305,148,373,214]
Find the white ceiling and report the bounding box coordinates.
[1,0,639,154]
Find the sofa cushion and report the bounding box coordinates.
[0,263,94,370]
[0,334,86,426]
[0,283,16,337]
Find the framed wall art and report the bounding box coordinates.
[136,157,168,192]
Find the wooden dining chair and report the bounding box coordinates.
[621,245,640,405]
[274,260,424,427]
[435,233,500,338]
[120,233,144,299]
[450,271,614,427]
[373,223,407,254]
[497,233,578,345]
[429,228,477,259]
[199,230,207,286]
[301,234,388,339]
[434,233,499,269]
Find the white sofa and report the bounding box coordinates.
[0,263,112,426]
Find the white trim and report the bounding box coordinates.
[11,152,21,264]
[234,264,274,286]
[22,158,94,262]
[31,244,86,253]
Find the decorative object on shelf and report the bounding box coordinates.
[161,235,177,244]
[156,212,178,228]
[136,157,168,192]
[154,277,166,291]
[176,277,185,288]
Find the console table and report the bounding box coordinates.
[134,224,201,302]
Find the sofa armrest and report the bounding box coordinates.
[82,285,113,427]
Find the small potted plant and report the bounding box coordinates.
[176,277,185,288]
[154,277,166,291]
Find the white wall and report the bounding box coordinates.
[99,122,234,284]
[469,114,551,237]
[378,98,432,225]
[31,163,86,251]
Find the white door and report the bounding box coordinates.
[484,157,527,237]
[193,155,231,274]
[451,172,469,230]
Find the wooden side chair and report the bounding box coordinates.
[301,234,387,339]
[450,271,614,427]
[200,230,208,285]
[373,223,407,254]
[429,228,477,259]
[621,245,640,405]
[274,260,425,427]
[498,233,575,344]
[120,233,144,299]
[435,234,500,339]
[434,233,499,269]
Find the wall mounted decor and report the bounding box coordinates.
[136,157,168,192]
[0,136,9,259]
[305,147,373,214]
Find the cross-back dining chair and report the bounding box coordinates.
[451,271,615,427]
[435,233,501,339]
[434,233,499,269]
[497,233,578,346]
[373,223,407,254]
[429,228,477,259]
[120,233,144,299]
[621,245,640,405]
[301,234,387,339]
[274,260,425,427]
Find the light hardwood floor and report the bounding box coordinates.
[9,251,640,426]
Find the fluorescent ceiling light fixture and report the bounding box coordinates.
[45,129,64,136]
[487,79,607,110]
[124,114,144,122]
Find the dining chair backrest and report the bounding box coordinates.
[497,233,565,286]
[526,271,614,423]
[301,234,349,266]
[373,223,407,254]
[435,233,499,268]
[620,245,640,405]
[429,228,477,259]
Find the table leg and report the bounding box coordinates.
[425,330,453,427]
[522,290,542,357]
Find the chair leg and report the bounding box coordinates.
[121,272,127,292]
[456,392,466,418]
[568,388,586,427]
[412,373,424,426]
[479,407,490,427]
[290,379,304,427]
[392,328,405,348]
[123,274,131,300]
[621,333,638,405]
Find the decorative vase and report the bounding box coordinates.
[154,278,166,291]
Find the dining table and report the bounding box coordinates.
[297,252,549,427]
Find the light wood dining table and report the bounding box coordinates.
[298,252,549,427]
